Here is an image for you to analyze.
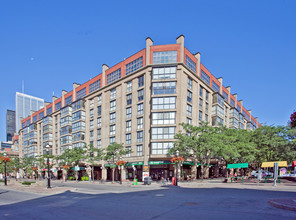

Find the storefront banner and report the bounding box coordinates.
[126,162,144,166]
[149,161,171,165]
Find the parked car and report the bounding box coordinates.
[250,170,274,178]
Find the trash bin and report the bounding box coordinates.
[172,177,176,186]
[144,177,151,185]
[133,179,138,185]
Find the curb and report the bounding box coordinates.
[268,199,296,212]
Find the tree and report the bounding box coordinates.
[56,147,87,181]
[104,142,131,183]
[289,111,296,128]
[171,122,222,179]
[85,143,104,182]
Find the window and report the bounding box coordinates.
[126,120,132,132]
[39,111,44,119]
[185,55,196,73]
[65,95,72,106]
[47,107,52,115]
[152,112,176,125]
[153,51,177,64]
[188,77,192,90]
[90,120,94,129]
[110,125,116,135]
[151,142,174,155]
[97,106,102,116]
[90,130,94,139]
[212,116,224,126]
[72,121,85,132]
[201,71,210,85]
[126,94,132,105]
[187,90,192,103]
[72,100,84,111]
[138,75,144,87]
[97,117,101,127]
[126,56,143,75]
[126,107,132,118]
[151,127,175,139]
[107,68,121,85]
[205,103,209,113]
[126,146,131,157]
[90,109,94,118]
[55,102,61,111]
[212,105,224,118]
[110,136,115,144]
[138,89,144,102]
[137,117,143,129]
[137,131,143,142]
[110,88,116,99]
[152,82,176,95]
[89,80,101,93]
[72,111,85,122]
[127,81,132,93]
[110,100,116,111]
[137,145,143,156]
[230,99,235,107]
[212,81,220,93]
[199,86,203,97]
[152,66,176,80]
[97,95,102,105]
[187,118,192,125]
[97,140,101,148]
[33,115,37,122]
[76,88,86,100]
[126,133,131,145]
[137,103,143,115]
[223,91,228,100]
[237,105,241,113]
[187,104,192,117]
[110,112,116,123]
[152,97,176,110]
[205,114,208,122]
[97,128,101,139]
[199,98,203,109]
[199,111,203,121]
[206,91,209,101]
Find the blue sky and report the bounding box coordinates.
[1,0,296,141]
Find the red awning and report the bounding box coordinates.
[292,161,296,167]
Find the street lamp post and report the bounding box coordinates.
[3,152,7,186]
[46,145,51,189]
[176,150,179,186]
[119,156,122,184]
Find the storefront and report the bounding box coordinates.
[125,161,143,181]
[149,161,174,180]
[181,161,195,180]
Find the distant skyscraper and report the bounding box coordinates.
[6,109,16,141]
[15,92,44,132]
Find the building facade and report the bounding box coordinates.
[16,92,44,132]
[18,36,260,181]
[6,109,16,141]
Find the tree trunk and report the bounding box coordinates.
[112,168,115,183]
[75,171,78,182]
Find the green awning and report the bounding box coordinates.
[104,164,115,167]
[149,161,171,165]
[183,161,195,165]
[227,163,248,169]
[126,161,144,166]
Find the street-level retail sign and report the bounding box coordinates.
[261,161,287,168]
[149,161,171,165]
[227,163,248,169]
[125,161,144,166]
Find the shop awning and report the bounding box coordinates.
[183,161,195,165]
[227,163,248,169]
[261,161,287,168]
[104,164,115,167]
[149,161,171,165]
[126,161,144,166]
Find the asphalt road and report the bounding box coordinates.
[1,183,296,220]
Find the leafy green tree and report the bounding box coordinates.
[86,143,104,182]
[104,142,131,183]
[171,122,222,179]
[56,147,87,181]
